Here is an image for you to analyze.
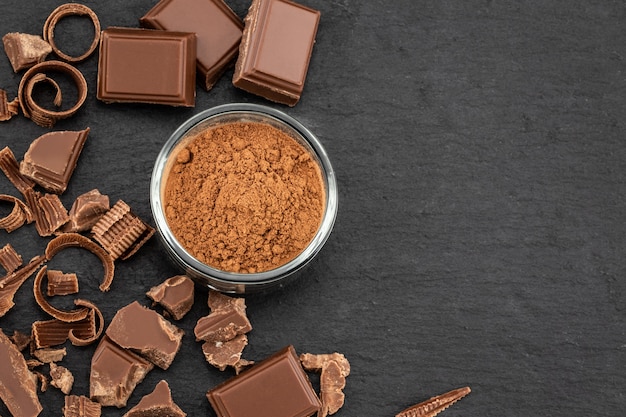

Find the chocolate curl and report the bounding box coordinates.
[68,299,104,346]
[43,3,101,63]
[0,243,22,274]
[0,88,19,121]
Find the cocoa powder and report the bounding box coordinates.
[163,121,324,273]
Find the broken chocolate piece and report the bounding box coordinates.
[0,194,32,232]
[395,386,472,417]
[97,27,196,106]
[91,200,155,260]
[32,308,96,348]
[0,243,23,274]
[0,329,43,417]
[194,307,252,342]
[106,301,183,370]
[146,275,194,320]
[318,360,346,417]
[46,269,79,296]
[233,0,320,106]
[299,353,350,377]
[0,88,19,121]
[35,193,70,236]
[33,346,66,363]
[123,380,186,417]
[11,329,32,351]
[20,128,89,194]
[34,371,49,393]
[207,345,321,417]
[50,362,74,394]
[61,189,109,233]
[90,335,154,408]
[68,299,104,347]
[0,255,45,317]
[33,266,90,322]
[45,233,115,292]
[43,3,101,63]
[2,33,52,72]
[64,395,101,417]
[202,334,250,372]
[208,289,247,312]
[140,0,243,91]
[0,147,35,194]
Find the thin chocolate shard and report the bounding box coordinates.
[0,194,32,232]
[202,334,249,371]
[0,329,43,417]
[11,329,32,351]
[32,308,96,348]
[140,0,243,91]
[35,193,70,236]
[50,363,74,395]
[90,335,154,408]
[0,147,35,194]
[395,387,472,417]
[47,269,79,296]
[33,266,90,323]
[194,308,252,342]
[299,353,351,377]
[0,243,23,274]
[0,255,45,317]
[233,0,320,106]
[122,380,186,417]
[2,33,52,72]
[146,275,194,320]
[61,189,110,233]
[91,200,155,260]
[20,128,89,194]
[0,88,19,121]
[45,233,115,292]
[64,395,102,417]
[33,346,66,363]
[208,289,247,312]
[106,301,183,370]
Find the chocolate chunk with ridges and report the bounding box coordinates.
[35,193,70,236]
[140,0,242,90]
[97,27,196,106]
[146,275,194,320]
[0,243,22,274]
[122,380,186,417]
[233,0,320,106]
[50,363,74,394]
[63,395,101,417]
[46,269,79,296]
[11,329,32,351]
[19,128,89,194]
[106,301,183,370]
[61,189,109,233]
[2,33,52,72]
[0,328,43,417]
[202,334,251,372]
[207,345,320,417]
[90,335,154,408]
[0,194,32,232]
[394,386,472,417]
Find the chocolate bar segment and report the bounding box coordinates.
[97,27,196,106]
[207,345,321,417]
[0,329,42,417]
[20,128,89,194]
[123,380,186,417]
[233,0,320,106]
[140,0,243,90]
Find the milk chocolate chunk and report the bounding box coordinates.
[194,308,252,342]
[97,27,196,106]
[61,189,110,233]
[64,395,102,417]
[0,329,43,417]
[20,128,89,194]
[140,0,243,90]
[233,0,320,106]
[123,380,186,417]
[11,329,32,352]
[2,33,52,72]
[207,345,320,417]
[146,275,194,320]
[50,363,74,395]
[202,334,250,372]
[0,255,45,318]
[0,146,35,194]
[106,301,183,370]
[47,269,79,296]
[299,353,350,377]
[90,335,154,408]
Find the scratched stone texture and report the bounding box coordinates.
[0,0,625,416]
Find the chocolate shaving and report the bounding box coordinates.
[33,346,66,363]
[68,299,104,346]
[0,146,35,194]
[64,395,101,417]
[146,275,194,320]
[91,200,155,260]
[0,255,45,317]
[0,89,20,121]
[32,308,96,348]
[33,193,70,236]
[47,269,79,296]
[0,194,32,232]
[0,243,23,274]
[17,60,88,128]
[61,189,109,233]
[395,387,472,417]
[33,266,89,322]
[45,233,115,292]
[11,329,32,351]
[26,359,44,370]
[43,3,101,63]
[50,362,74,395]
[2,32,52,72]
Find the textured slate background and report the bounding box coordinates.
[1,0,625,416]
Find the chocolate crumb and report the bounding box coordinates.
[34,370,49,392]
[50,362,74,395]
[0,89,19,121]
[201,334,250,372]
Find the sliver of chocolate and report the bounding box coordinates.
[20,128,89,194]
[122,380,186,417]
[0,255,45,318]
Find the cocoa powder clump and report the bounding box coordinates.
[164,121,325,273]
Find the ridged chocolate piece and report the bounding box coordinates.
[106,301,183,370]
[32,310,96,349]
[0,243,22,274]
[36,193,70,236]
[90,335,154,408]
[140,0,242,90]
[91,200,154,260]
[394,387,472,417]
[233,0,320,106]
[146,275,194,320]
[2,33,52,72]
[63,395,101,417]
[0,146,35,194]
[46,269,79,296]
[0,329,42,417]
[61,189,110,233]
[122,380,186,417]
[20,128,89,194]
[0,255,45,318]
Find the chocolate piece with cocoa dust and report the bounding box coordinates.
[63,395,101,417]
[2,33,52,72]
[123,380,186,417]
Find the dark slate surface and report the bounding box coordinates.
[1,0,625,416]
